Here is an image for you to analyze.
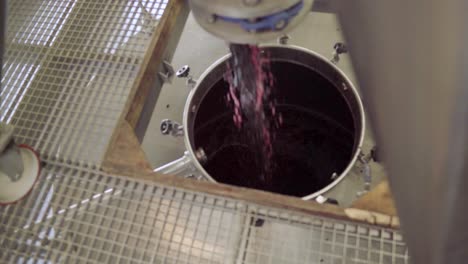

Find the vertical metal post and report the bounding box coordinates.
[335,1,468,263]
[0,1,6,91]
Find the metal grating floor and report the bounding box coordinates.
[0,162,410,264]
[1,0,167,165]
[0,1,411,263]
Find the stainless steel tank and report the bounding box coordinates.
[157,45,365,200]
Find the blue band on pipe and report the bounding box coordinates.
[217,1,304,32]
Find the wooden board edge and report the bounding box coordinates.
[125,0,189,128]
[103,0,188,166]
[115,169,401,229]
[102,120,153,174]
[351,180,398,216]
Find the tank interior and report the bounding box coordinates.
[193,60,356,197]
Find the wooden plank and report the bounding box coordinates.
[351,180,398,216]
[116,169,400,229]
[127,170,351,219]
[125,0,189,129]
[133,1,190,142]
[103,0,189,164]
[102,120,153,174]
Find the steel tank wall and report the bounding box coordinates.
[183,45,365,200]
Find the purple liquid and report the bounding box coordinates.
[224,44,281,183]
[194,59,356,196]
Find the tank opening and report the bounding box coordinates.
[193,61,356,197]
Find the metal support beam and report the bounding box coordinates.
[0,1,6,94]
[335,1,468,263]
